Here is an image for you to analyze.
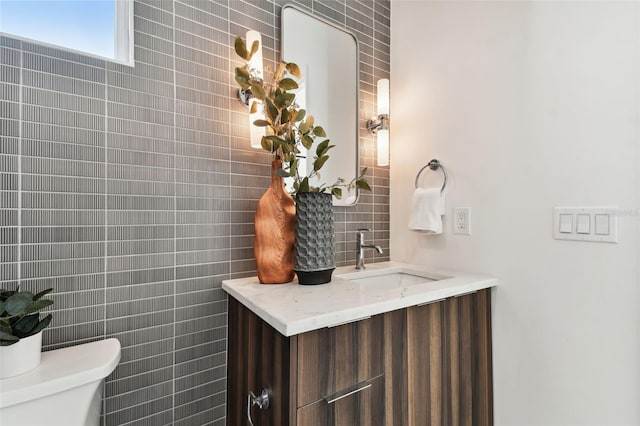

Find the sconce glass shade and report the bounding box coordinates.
[377,78,389,116]
[377,128,389,166]
[246,30,263,80]
[374,78,390,166]
[246,30,264,149]
[249,100,265,149]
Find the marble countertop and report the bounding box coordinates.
[222,261,498,336]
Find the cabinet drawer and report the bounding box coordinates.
[297,376,385,426]
[296,314,384,407]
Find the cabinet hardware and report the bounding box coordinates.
[247,388,270,426]
[327,316,371,328]
[326,383,372,404]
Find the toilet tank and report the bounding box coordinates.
[0,338,121,426]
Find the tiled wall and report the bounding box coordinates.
[0,0,390,424]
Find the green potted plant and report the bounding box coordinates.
[234,35,370,285]
[0,287,53,378]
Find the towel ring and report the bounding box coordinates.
[415,159,448,192]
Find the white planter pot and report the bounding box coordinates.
[0,332,42,379]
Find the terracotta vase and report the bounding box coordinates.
[254,160,296,284]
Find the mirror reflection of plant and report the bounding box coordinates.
[234,36,370,199]
[0,287,53,346]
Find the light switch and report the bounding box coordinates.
[594,214,610,235]
[559,214,573,233]
[553,207,617,243]
[576,214,590,234]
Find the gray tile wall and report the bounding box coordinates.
[0,0,390,424]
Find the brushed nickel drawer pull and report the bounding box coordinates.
[326,383,372,404]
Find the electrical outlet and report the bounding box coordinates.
[453,207,471,235]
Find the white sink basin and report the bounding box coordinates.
[335,266,451,289]
[348,272,437,288]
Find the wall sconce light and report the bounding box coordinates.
[367,78,390,166]
[237,30,265,149]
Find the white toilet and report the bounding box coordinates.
[0,338,121,426]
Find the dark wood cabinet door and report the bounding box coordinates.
[406,289,493,426]
[384,308,408,426]
[297,314,385,407]
[227,297,295,426]
[406,299,447,426]
[297,376,385,426]
[445,289,493,426]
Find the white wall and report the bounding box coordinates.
[390,1,640,425]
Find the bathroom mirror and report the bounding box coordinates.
[281,5,359,206]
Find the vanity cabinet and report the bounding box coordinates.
[227,289,493,426]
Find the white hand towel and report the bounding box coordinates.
[408,188,443,234]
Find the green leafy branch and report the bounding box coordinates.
[234,35,370,199]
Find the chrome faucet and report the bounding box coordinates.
[356,228,383,269]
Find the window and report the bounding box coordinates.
[0,0,133,65]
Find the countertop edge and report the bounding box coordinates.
[223,262,498,337]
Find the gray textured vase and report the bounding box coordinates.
[294,192,335,285]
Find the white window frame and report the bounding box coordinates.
[114,0,134,66]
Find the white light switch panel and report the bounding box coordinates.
[553,207,618,243]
